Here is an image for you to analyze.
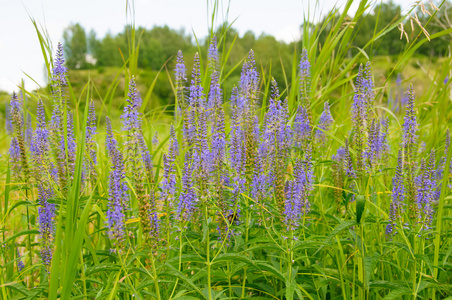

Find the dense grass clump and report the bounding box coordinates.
[2,1,452,299]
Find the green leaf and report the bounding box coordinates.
[364,252,380,285]
[107,272,121,300]
[162,264,205,299]
[285,279,295,300]
[254,262,286,282]
[415,254,434,275]
[370,280,404,290]
[86,264,121,276]
[1,230,39,247]
[383,287,411,300]
[6,282,31,296]
[323,220,357,245]
[211,253,256,266]
[356,195,366,224]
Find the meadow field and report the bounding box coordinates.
[1,0,452,299]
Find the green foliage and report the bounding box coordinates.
[63,23,89,69]
[1,1,452,299]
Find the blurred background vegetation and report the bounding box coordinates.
[1,0,451,121]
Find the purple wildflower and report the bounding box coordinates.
[161,153,176,199]
[365,118,380,169]
[85,100,97,181]
[161,127,178,201]
[52,42,68,87]
[37,184,55,268]
[175,50,187,82]
[147,191,159,240]
[17,248,24,272]
[230,87,245,173]
[251,158,271,201]
[208,35,219,71]
[106,172,126,246]
[5,101,13,135]
[363,62,374,106]
[50,102,61,132]
[66,111,77,178]
[299,48,311,109]
[315,101,334,142]
[352,63,374,171]
[396,73,402,86]
[86,100,97,142]
[169,125,179,158]
[299,48,310,80]
[415,152,436,230]
[175,50,187,110]
[207,69,222,117]
[48,99,68,189]
[152,132,159,146]
[332,147,346,209]
[387,151,404,236]
[9,91,22,115]
[121,76,142,132]
[283,158,313,231]
[50,163,58,183]
[189,52,204,107]
[177,153,196,222]
[105,117,128,246]
[392,73,404,112]
[121,77,144,181]
[344,140,356,177]
[239,50,259,109]
[183,106,196,147]
[10,92,29,181]
[402,85,418,159]
[293,106,311,148]
[185,52,210,184]
[260,79,292,160]
[194,108,211,184]
[284,180,301,231]
[378,117,390,158]
[30,100,50,180]
[333,147,346,163]
[9,138,22,179]
[138,132,154,181]
[300,145,315,194]
[211,108,226,174]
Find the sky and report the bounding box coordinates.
[0,0,417,93]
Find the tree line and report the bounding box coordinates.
[60,0,451,108]
[63,1,451,69]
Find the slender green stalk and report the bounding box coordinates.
[432,136,452,300]
[412,234,417,300]
[26,205,33,288]
[205,200,212,300]
[358,224,365,300]
[241,208,250,298]
[287,230,294,300]
[150,252,162,300]
[169,224,184,299]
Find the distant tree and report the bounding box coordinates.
[63,23,88,69]
[242,31,256,51]
[138,26,192,70]
[87,29,100,58]
[417,0,452,57]
[353,1,405,56]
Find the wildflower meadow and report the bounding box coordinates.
[1,0,452,299]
